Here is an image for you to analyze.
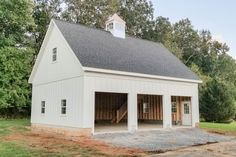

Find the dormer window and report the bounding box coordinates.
[52,48,57,62]
[107,23,113,30]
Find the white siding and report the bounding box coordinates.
[31,77,84,128]
[31,22,84,128]
[82,72,199,133]
[32,22,83,85]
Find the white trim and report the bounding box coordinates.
[83,67,202,83]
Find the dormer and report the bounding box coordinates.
[105,13,126,39]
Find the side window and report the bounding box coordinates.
[143,102,149,113]
[171,102,177,113]
[41,101,45,114]
[61,99,67,115]
[52,48,57,62]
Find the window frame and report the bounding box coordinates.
[41,101,46,114]
[52,47,57,62]
[61,99,67,115]
[143,102,150,114]
[171,102,177,113]
[184,103,190,114]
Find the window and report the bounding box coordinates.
[52,48,57,62]
[143,102,149,113]
[41,101,45,114]
[107,22,113,30]
[171,102,177,113]
[184,103,190,114]
[61,99,67,115]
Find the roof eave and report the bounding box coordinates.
[83,67,203,84]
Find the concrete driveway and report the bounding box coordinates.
[94,128,233,152]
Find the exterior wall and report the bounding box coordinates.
[32,22,83,85]
[82,71,199,133]
[31,77,84,128]
[30,22,85,130]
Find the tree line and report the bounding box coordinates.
[0,0,235,122]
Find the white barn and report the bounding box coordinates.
[29,14,202,136]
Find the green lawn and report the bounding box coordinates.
[200,121,236,135]
[0,119,30,136]
[0,119,109,157]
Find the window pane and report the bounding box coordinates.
[61,99,66,114]
[184,103,190,114]
[52,48,57,62]
[41,101,45,114]
[143,102,149,113]
[171,102,177,113]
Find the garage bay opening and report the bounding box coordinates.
[171,96,192,126]
[94,92,128,133]
[137,94,163,129]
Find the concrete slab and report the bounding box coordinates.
[93,128,234,151]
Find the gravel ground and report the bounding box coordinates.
[94,128,234,152]
[151,140,236,157]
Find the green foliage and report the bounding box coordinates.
[62,0,119,29]
[0,0,34,47]
[33,0,62,51]
[200,79,236,122]
[0,47,34,117]
[119,0,154,37]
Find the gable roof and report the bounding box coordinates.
[53,19,201,82]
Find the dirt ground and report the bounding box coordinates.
[2,128,236,157]
[152,140,236,157]
[3,131,146,157]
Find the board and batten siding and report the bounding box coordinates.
[31,21,84,128]
[82,71,199,133]
[31,77,83,128]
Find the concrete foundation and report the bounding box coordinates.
[31,124,92,138]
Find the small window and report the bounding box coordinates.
[107,22,113,30]
[41,101,45,114]
[171,102,177,113]
[52,48,57,62]
[184,103,190,114]
[61,99,67,114]
[143,102,149,113]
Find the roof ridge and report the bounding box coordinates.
[53,18,163,46]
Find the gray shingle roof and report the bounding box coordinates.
[54,19,200,81]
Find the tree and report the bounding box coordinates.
[200,79,236,122]
[0,0,34,117]
[33,0,63,52]
[62,0,119,29]
[172,19,201,65]
[119,0,154,38]
[0,0,34,47]
[0,47,34,117]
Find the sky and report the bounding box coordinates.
[150,0,236,59]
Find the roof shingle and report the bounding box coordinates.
[54,19,200,81]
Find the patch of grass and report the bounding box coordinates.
[0,141,63,157]
[0,119,30,136]
[200,121,236,134]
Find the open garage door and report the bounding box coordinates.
[137,94,163,130]
[94,92,128,133]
